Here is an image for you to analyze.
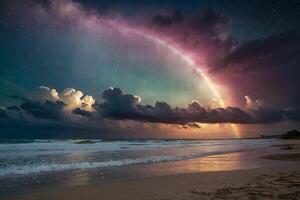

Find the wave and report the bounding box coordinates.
[0,150,231,176]
[0,139,278,176]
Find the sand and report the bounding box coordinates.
[3,140,300,200]
[262,153,300,161]
[4,166,300,200]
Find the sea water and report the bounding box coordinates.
[0,138,277,177]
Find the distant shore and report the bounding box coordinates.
[3,139,300,200]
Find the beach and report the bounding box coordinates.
[5,165,300,200]
[1,139,299,200]
[1,0,299,199]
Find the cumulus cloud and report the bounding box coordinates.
[147,6,300,111]
[20,100,65,120]
[3,86,97,125]
[0,86,102,137]
[59,88,84,110]
[38,86,59,102]
[1,0,300,134]
[1,86,300,138]
[98,88,299,124]
[37,86,95,111]
[100,87,141,118]
[147,7,300,111]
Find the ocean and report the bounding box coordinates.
[0,138,277,177]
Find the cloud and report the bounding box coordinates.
[147,6,300,111]
[149,7,236,67]
[1,0,300,135]
[72,107,100,120]
[245,96,263,110]
[37,86,95,111]
[3,87,299,127]
[213,31,300,73]
[148,8,300,80]
[100,87,141,118]
[20,100,65,120]
[38,86,59,102]
[1,86,99,131]
[1,86,300,138]
[5,0,298,76]
[98,88,299,124]
[60,88,84,110]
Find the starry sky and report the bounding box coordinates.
[0,0,300,139]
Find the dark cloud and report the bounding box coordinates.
[100,87,141,118]
[20,100,65,120]
[1,87,300,138]
[283,109,300,122]
[149,7,236,66]
[6,105,20,111]
[0,100,67,127]
[5,87,297,127]
[0,96,109,138]
[214,30,300,72]
[150,8,300,112]
[72,107,99,120]
[149,8,299,78]
[98,88,300,125]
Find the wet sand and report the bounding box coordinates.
[262,153,300,161]
[3,140,300,200]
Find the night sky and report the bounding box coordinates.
[0,0,299,138]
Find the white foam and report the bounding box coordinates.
[0,155,185,176]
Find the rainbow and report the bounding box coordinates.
[106,22,240,137]
[138,31,240,137]
[55,0,240,137]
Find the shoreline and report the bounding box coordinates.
[2,139,300,200]
[4,164,300,200]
